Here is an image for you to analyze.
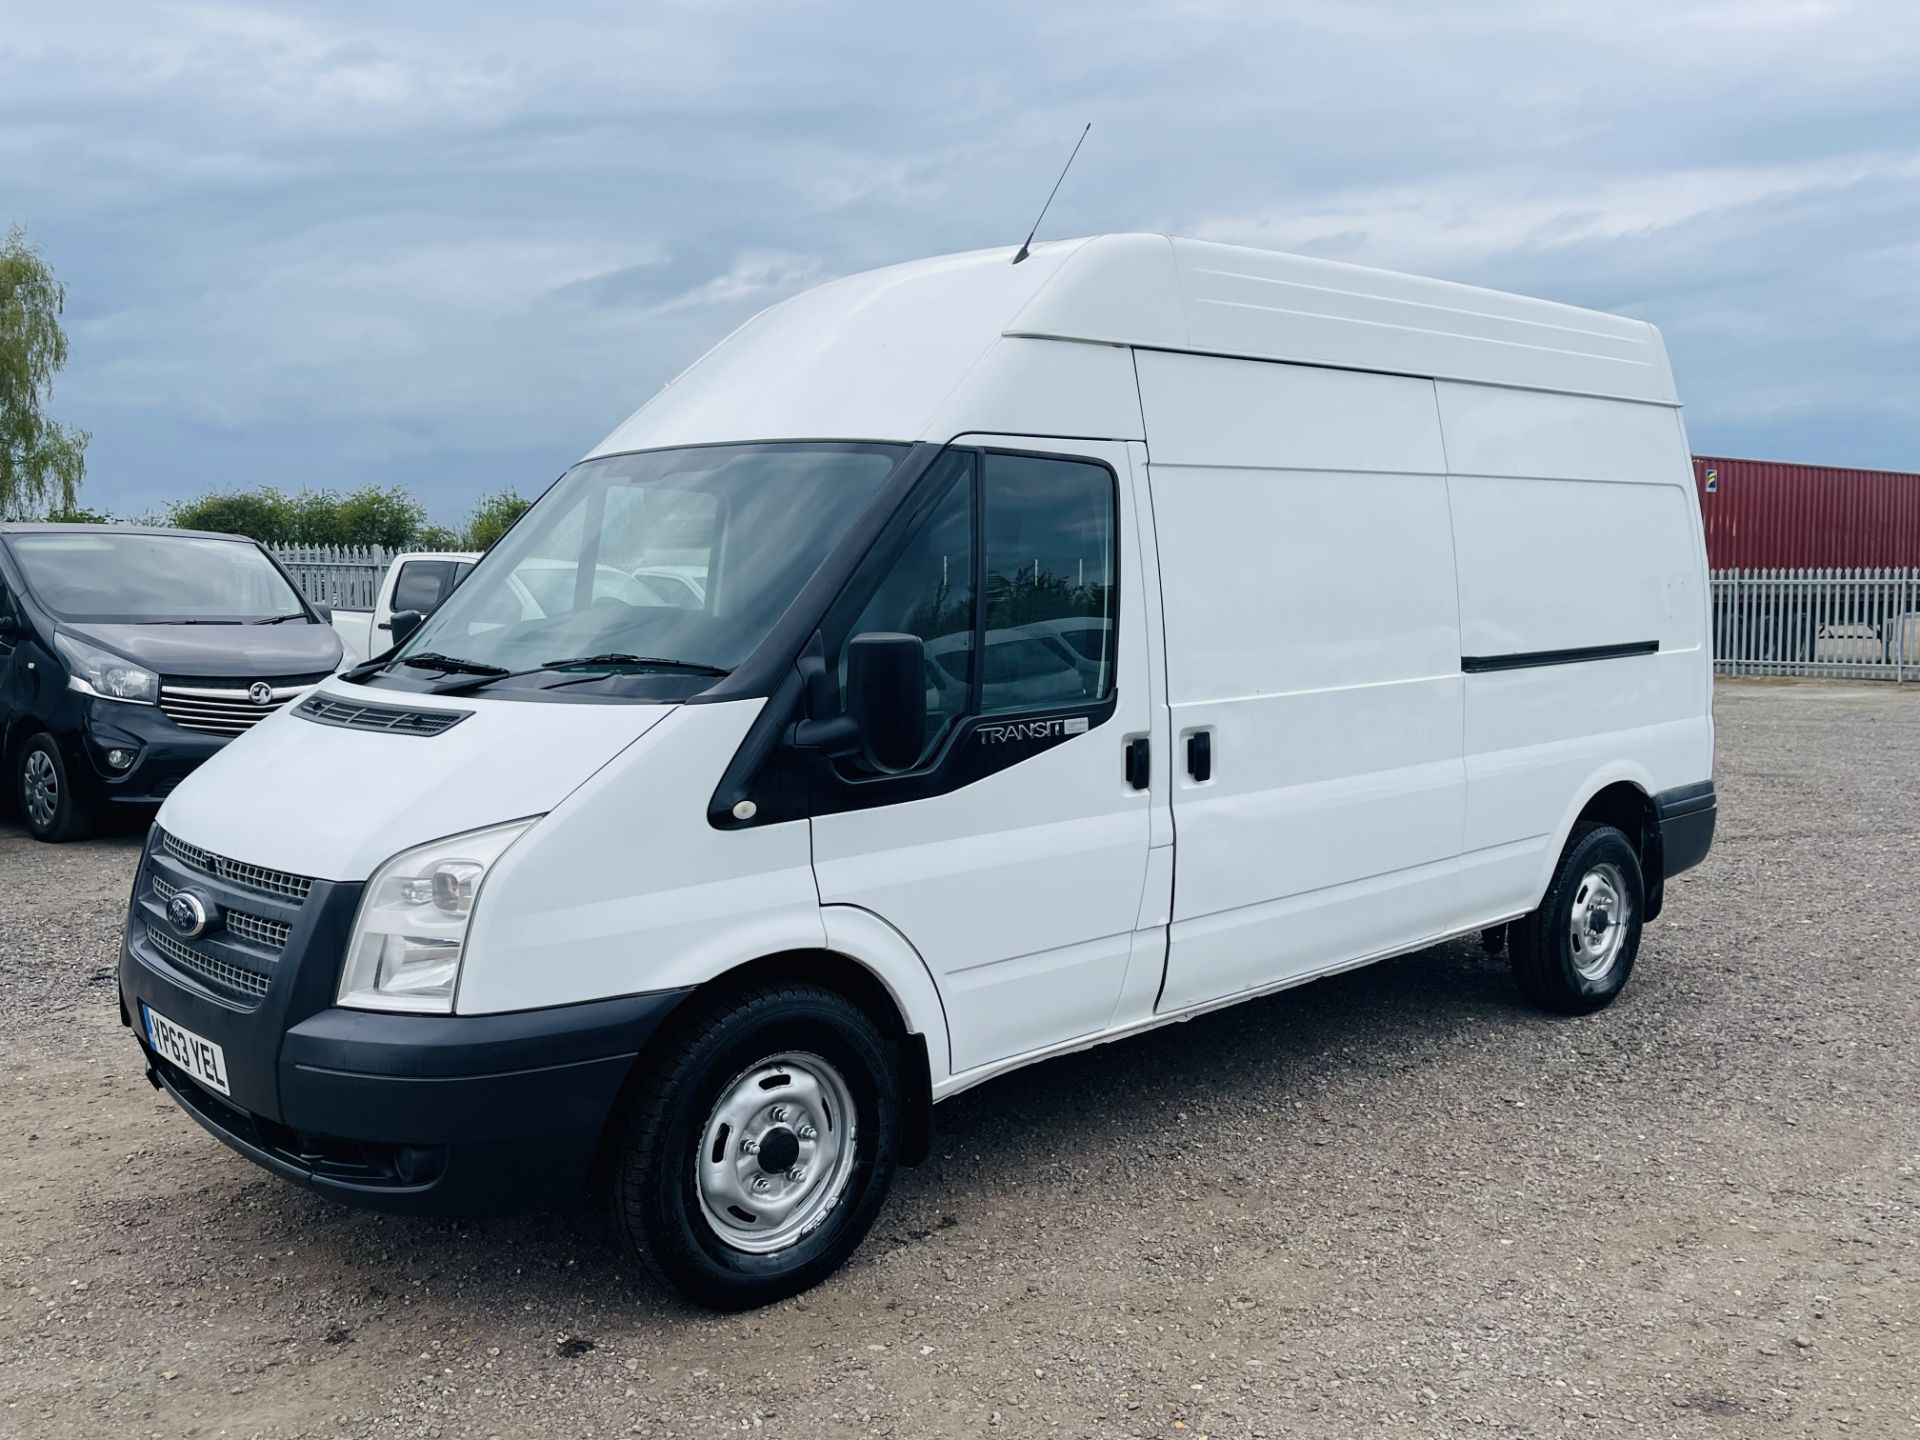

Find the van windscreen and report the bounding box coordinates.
[379,442,904,699]
[7,532,305,623]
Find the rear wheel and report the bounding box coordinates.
[16,732,95,843]
[610,982,903,1310]
[1511,822,1643,1014]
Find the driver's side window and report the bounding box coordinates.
[828,446,1119,774]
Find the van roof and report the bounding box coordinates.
[592,234,1676,458]
[1028,234,1670,402]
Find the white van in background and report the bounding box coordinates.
[118,235,1715,1309]
[327,551,479,665]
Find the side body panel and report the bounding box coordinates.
[328,611,376,662]
[1136,351,1467,1013]
[0,548,21,744]
[1441,384,1713,923]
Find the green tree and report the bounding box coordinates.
[169,487,296,542]
[42,502,112,524]
[415,523,467,550]
[168,484,427,547]
[466,489,532,550]
[290,485,424,548]
[1,226,90,519]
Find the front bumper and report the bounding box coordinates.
[118,832,691,1215]
[72,698,226,805]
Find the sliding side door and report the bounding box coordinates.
[1138,352,1467,1013]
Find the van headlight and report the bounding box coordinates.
[337,819,537,1014]
[55,632,158,704]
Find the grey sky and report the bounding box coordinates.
[4,0,1917,523]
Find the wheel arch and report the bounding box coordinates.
[1539,770,1666,921]
[594,926,946,1180]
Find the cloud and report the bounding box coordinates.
[2,0,1917,520]
[1185,152,1920,276]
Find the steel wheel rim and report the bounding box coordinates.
[695,1051,859,1255]
[22,749,57,830]
[1568,861,1631,982]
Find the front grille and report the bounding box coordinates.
[225,909,292,949]
[152,873,291,951]
[159,830,314,903]
[296,693,470,736]
[144,923,270,1000]
[158,676,326,736]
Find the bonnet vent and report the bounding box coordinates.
[295,694,471,737]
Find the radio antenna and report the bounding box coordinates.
[1012,122,1091,264]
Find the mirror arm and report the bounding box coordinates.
[787,633,862,756]
[790,713,862,755]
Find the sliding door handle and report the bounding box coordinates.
[1125,737,1151,790]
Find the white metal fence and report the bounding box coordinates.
[1711,568,1919,682]
[268,545,398,609]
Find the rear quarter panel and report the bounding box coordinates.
[1440,385,1711,922]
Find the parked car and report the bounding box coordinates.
[118,234,1716,1309]
[328,550,478,664]
[630,565,707,609]
[0,525,342,841]
[925,626,1091,711]
[505,557,671,620]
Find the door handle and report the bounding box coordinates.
[1125,737,1150,790]
[1187,731,1212,782]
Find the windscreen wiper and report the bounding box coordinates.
[252,611,310,624]
[428,653,730,696]
[399,652,511,677]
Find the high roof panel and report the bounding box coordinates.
[1011,234,1676,405]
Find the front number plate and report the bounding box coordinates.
[143,1004,231,1096]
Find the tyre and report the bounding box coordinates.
[16,732,95,843]
[610,982,904,1310]
[1510,822,1643,1014]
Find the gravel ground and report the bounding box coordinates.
[2,678,1915,1440]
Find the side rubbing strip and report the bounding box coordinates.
[1461,640,1659,674]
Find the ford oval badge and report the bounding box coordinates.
[167,891,211,939]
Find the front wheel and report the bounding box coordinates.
[1510,822,1644,1014]
[17,732,95,843]
[610,983,904,1310]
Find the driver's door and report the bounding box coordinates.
[808,438,1163,1077]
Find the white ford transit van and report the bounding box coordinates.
[118,235,1716,1308]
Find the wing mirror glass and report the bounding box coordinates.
[389,608,425,646]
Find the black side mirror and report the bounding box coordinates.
[845,631,927,771]
[389,609,425,646]
[311,602,333,624]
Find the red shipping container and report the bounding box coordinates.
[1693,456,1920,570]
